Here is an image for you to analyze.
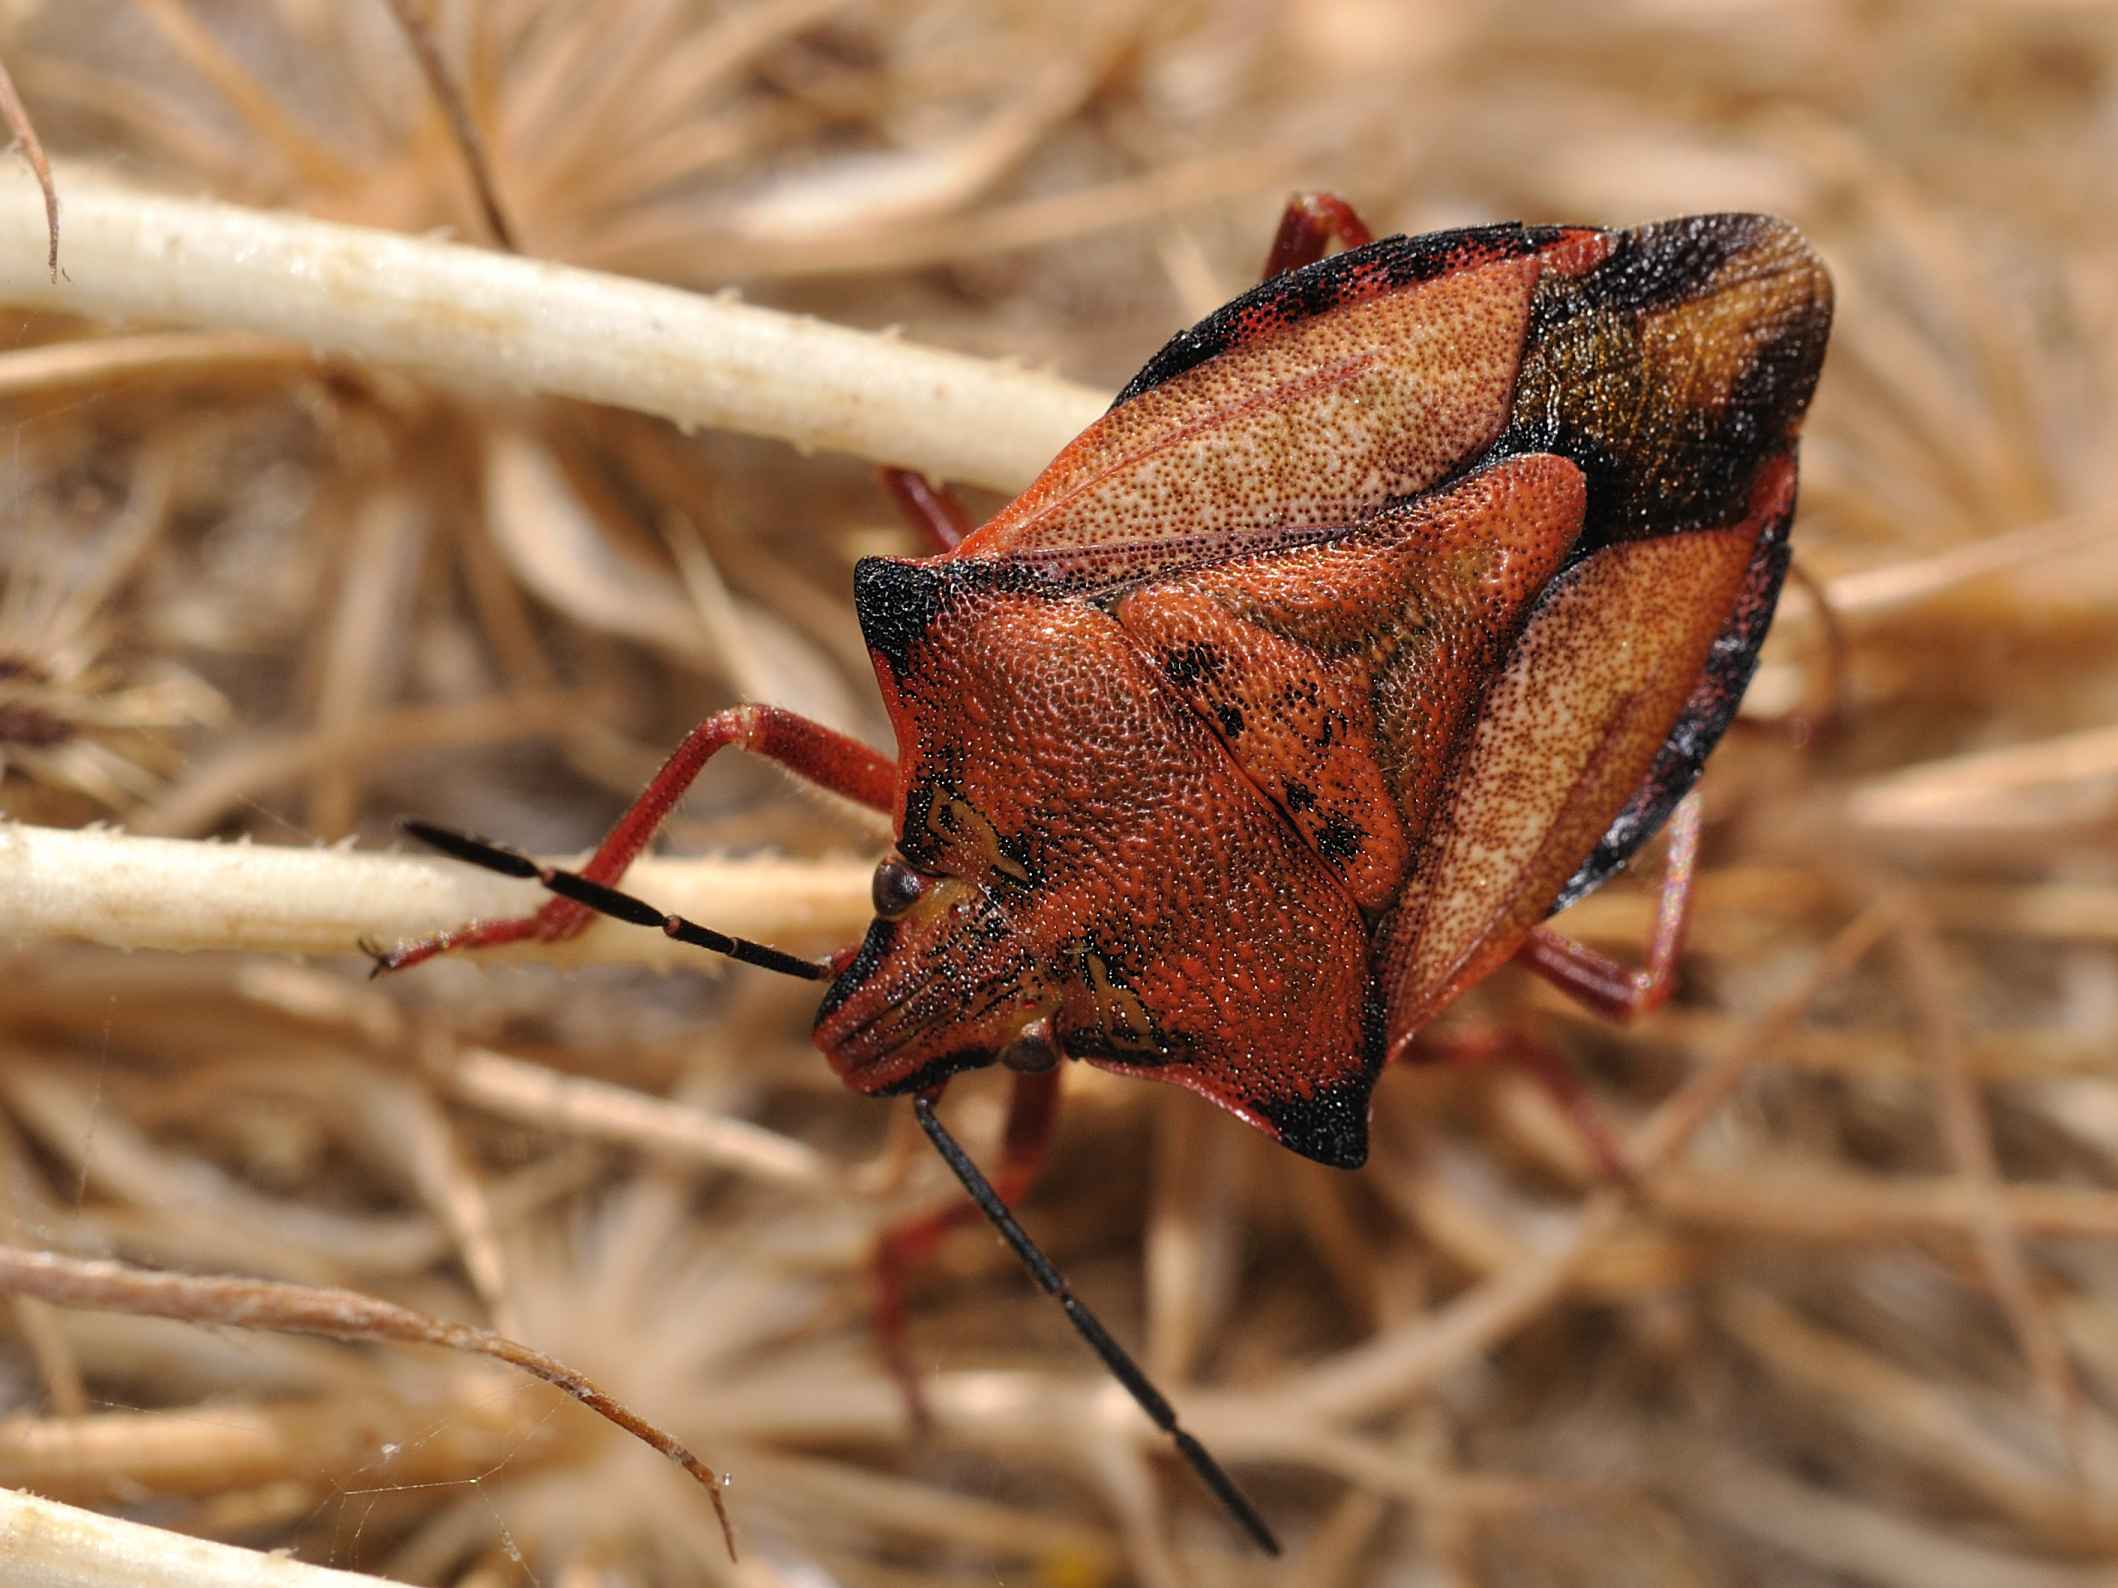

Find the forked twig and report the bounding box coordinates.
[0,53,58,280]
[381,0,521,251]
[0,1244,736,1560]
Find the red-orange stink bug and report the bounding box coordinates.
[377,193,1834,1554]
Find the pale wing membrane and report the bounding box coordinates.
[961,256,1545,588]
[1381,524,1763,1044]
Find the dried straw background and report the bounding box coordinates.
[3,2,2116,1585]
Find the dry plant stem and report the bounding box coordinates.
[0,822,870,967]
[1717,1288,2110,1546]
[0,1392,550,1499]
[0,164,1104,492]
[1825,509,2118,618]
[0,1244,737,1560]
[0,54,59,280]
[133,687,608,837]
[0,1489,386,1588]
[129,0,353,192]
[1678,1443,2111,1588]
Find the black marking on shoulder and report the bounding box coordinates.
[856,556,1063,678]
[1253,1074,1376,1169]
[853,558,949,678]
[1283,779,1317,813]
[1548,494,1795,914]
[1111,222,1566,408]
[1215,704,1245,737]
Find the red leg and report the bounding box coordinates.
[878,466,974,554]
[1514,791,1703,1023]
[1402,1023,1636,1186]
[1399,794,1706,1184]
[373,704,896,973]
[873,1068,1063,1424]
[1260,191,1376,280]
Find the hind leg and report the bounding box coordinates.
[1259,191,1376,279]
[1514,792,1702,1022]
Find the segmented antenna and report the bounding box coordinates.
[396,820,831,981]
[912,1096,1280,1555]
[392,818,1279,1553]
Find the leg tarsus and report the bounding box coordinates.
[1516,792,1703,1023]
[1260,191,1377,280]
[372,704,895,974]
[872,1070,1063,1426]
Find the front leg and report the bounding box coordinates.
[371,704,895,973]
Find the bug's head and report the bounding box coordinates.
[814,554,1159,1095]
[800,554,1075,1092]
[811,839,1066,1095]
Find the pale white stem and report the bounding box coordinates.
[0,1488,384,1588]
[0,162,1106,492]
[0,823,871,969]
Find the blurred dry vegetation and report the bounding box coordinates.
[2,1,2116,1585]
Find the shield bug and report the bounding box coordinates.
[375,195,1833,1554]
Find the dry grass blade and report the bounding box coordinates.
[0,1244,737,1560]
[1,1489,393,1588]
[380,0,520,252]
[0,51,58,280]
[1,822,871,965]
[434,1042,834,1189]
[1886,891,2085,1473]
[1283,904,1897,1424]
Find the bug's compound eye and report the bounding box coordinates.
[870,856,927,919]
[998,1017,1061,1074]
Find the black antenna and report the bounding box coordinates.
[396,820,831,982]
[396,820,1275,1551]
[911,1095,1281,1556]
